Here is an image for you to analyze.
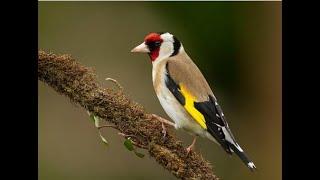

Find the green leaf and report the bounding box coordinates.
[89,113,95,123]
[89,113,100,128]
[134,151,145,158]
[99,132,109,146]
[94,116,100,128]
[123,138,134,151]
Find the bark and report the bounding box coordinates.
[38,50,218,180]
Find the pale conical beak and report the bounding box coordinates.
[131,42,150,53]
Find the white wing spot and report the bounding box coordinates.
[222,127,234,143]
[214,123,222,127]
[235,144,244,152]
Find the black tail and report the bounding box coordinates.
[228,143,257,171]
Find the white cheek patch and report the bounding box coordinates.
[158,42,174,60]
[160,32,174,40]
[155,33,175,60]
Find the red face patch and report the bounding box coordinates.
[144,33,163,62]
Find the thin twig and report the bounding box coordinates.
[106,77,123,91]
[98,124,118,130]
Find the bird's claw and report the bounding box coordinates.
[161,122,167,139]
[149,114,175,140]
[186,137,197,155]
[186,147,193,155]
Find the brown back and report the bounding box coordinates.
[166,52,214,101]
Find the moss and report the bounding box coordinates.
[38,50,218,180]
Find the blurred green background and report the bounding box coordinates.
[38,2,281,180]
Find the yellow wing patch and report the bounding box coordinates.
[179,84,207,129]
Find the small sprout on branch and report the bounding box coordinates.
[88,111,109,147]
[88,112,95,123]
[105,77,123,91]
[99,131,109,146]
[88,112,100,127]
[94,116,100,128]
[124,138,134,151]
[134,151,145,158]
[123,137,145,158]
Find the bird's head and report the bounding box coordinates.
[131,32,182,62]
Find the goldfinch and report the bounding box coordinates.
[131,32,256,171]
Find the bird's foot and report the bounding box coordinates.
[161,122,167,139]
[186,137,197,155]
[150,114,175,127]
[186,146,193,155]
[149,114,175,139]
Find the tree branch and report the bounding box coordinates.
[38,50,219,180]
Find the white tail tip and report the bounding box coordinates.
[248,162,256,169]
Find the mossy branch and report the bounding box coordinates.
[38,50,218,180]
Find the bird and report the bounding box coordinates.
[131,32,256,171]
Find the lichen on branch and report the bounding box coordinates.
[38,50,218,180]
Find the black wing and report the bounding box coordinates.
[194,95,235,154]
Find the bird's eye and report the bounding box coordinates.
[154,41,161,47]
[146,41,161,51]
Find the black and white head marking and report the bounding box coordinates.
[171,35,181,57]
[157,32,182,60]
